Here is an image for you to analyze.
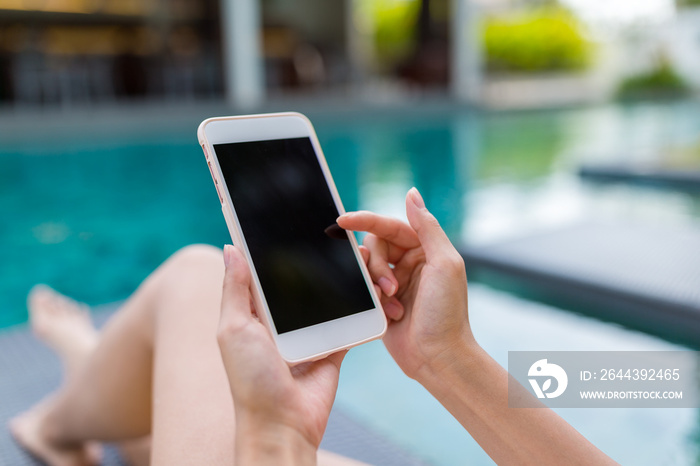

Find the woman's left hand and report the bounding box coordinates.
[217,244,346,464]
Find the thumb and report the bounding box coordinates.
[405,188,456,262]
[219,244,253,333]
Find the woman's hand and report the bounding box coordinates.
[338,188,476,381]
[342,191,617,466]
[217,245,345,465]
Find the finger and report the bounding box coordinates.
[293,348,348,379]
[361,246,394,299]
[364,234,398,297]
[382,295,404,321]
[370,280,403,321]
[324,349,348,371]
[337,211,420,251]
[359,245,370,266]
[405,188,459,264]
[219,245,255,335]
[341,212,416,264]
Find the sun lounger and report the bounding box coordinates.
[461,222,700,347]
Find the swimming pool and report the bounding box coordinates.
[2,100,700,464]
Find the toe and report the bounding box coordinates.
[8,415,22,440]
[28,284,53,306]
[86,443,103,466]
[28,285,59,323]
[8,411,33,454]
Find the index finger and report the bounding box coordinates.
[337,211,420,250]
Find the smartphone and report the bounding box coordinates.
[197,112,387,364]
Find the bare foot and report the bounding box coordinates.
[10,397,101,466]
[27,284,99,376]
[8,285,102,466]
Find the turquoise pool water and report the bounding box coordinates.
[2,101,700,464]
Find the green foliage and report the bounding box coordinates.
[360,0,421,70]
[616,60,690,100]
[483,8,590,73]
[677,0,700,7]
[666,140,700,169]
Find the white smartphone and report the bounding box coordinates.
[197,112,387,364]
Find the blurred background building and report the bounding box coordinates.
[1,0,698,110]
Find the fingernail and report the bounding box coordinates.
[338,212,353,221]
[223,244,233,268]
[409,187,425,209]
[378,277,396,297]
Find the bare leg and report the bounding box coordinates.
[10,245,366,465]
[10,286,102,465]
[14,285,153,466]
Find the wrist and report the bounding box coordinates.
[235,412,317,466]
[415,334,483,395]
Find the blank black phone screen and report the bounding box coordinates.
[214,137,375,334]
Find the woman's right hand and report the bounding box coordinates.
[343,189,618,466]
[337,188,477,380]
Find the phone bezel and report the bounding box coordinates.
[198,112,387,364]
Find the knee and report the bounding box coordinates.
[169,244,223,267]
[148,245,227,350]
[153,243,225,308]
[157,244,224,285]
[122,245,223,339]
